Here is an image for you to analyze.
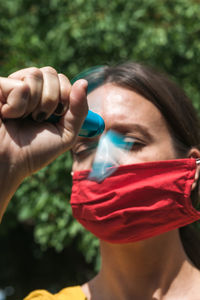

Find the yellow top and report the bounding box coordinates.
[24,286,87,300]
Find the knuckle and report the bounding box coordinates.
[41,66,57,75]
[59,74,71,90]
[28,67,43,79]
[58,73,70,83]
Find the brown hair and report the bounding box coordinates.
[88,62,200,267]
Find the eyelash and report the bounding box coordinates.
[72,137,146,160]
[72,143,98,159]
[123,137,145,150]
[131,142,145,151]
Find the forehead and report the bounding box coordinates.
[87,83,167,132]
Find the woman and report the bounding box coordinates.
[0,63,200,299]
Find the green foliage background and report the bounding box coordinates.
[0,0,200,298]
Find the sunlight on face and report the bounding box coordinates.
[72,83,177,172]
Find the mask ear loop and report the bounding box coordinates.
[189,159,200,209]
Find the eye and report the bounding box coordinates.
[72,141,98,160]
[123,136,145,151]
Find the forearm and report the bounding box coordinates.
[0,164,23,223]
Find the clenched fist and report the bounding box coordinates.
[0,66,88,220]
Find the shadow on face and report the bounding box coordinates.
[72,83,178,172]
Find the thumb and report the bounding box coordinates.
[60,79,88,143]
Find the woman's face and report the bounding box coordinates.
[72,83,178,172]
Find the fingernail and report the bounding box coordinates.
[22,88,30,100]
[54,102,64,115]
[35,112,47,122]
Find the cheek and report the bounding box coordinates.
[118,141,177,165]
[72,154,96,171]
[142,140,178,162]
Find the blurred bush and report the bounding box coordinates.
[0,0,200,296]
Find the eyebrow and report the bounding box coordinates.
[110,123,154,141]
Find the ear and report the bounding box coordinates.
[188,148,200,191]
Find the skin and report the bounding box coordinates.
[0,70,200,299]
[71,83,200,300]
[0,67,88,221]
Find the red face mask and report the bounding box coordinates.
[70,158,200,244]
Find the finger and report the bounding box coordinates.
[32,67,60,122]
[9,67,43,117]
[54,73,71,116]
[59,79,88,145]
[0,77,30,118]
